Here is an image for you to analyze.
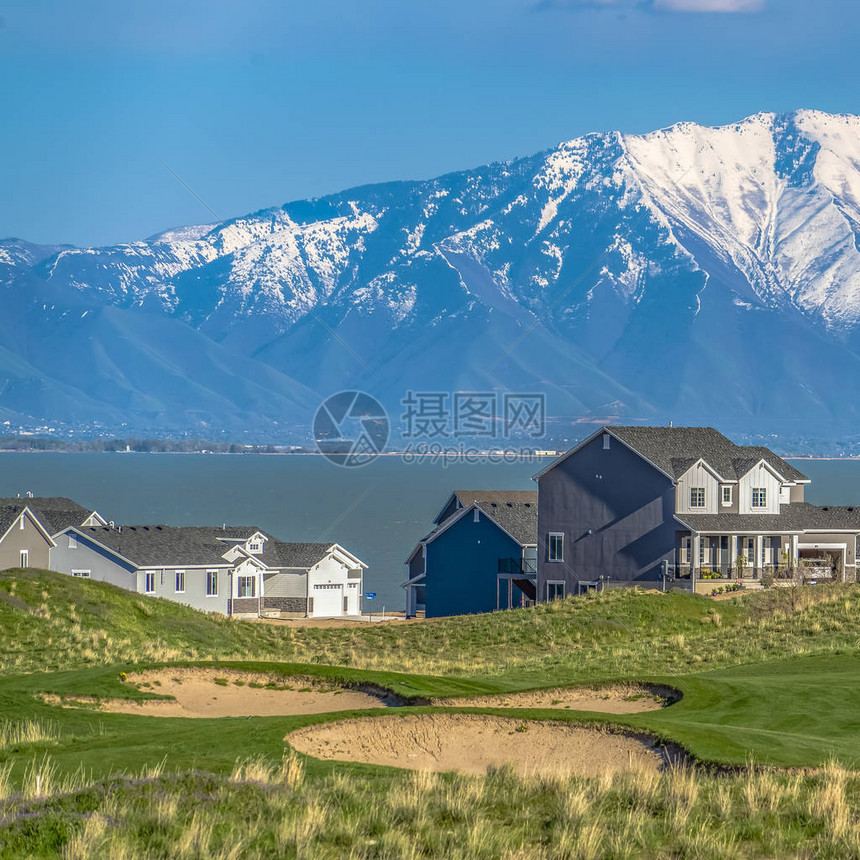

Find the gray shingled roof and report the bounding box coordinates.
[0,497,94,537]
[677,503,860,534]
[608,427,808,483]
[74,525,337,570]
[423,491,538,546]
[270,542,337,568]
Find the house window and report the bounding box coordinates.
[752,488,767,508]
[144,571,156,594]
[19,550,28,568]
[722,487,732,506]
[238,575,256,598]
[175,570,185,593]
[690,487,705,508]
[68,535,77,549]
[548,532,564,562]
[248,540,262,553]
[206,570,219,597]
[547,581,565,601]
[71,569,90,578]
[680,536,691,564]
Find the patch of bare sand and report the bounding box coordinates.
[287,713,663,777]
[46,669,391,718]
[432,683,673,713]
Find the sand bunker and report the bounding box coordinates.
[432,683,674,713]
[287,713,664,776]
[46,669,392,718]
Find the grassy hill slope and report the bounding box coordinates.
[4,570,860,857]
[3,568,859,683]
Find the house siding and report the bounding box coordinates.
[140,566,231,615]
[739,464,781,514]
[423,510,525,618]
[676,464,720,514]
[0,511,52,571]
[263,571,307,598]
[51,532,138,590]
[537,433,676,597]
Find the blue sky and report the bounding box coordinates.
[1,0,858,247]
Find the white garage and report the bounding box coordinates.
[312,583,344,617]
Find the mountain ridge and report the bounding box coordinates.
[5,108,860,442]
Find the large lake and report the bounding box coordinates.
[1,453,857,610]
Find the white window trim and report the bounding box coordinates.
[690,487,706,508]
[237,575,256,599]
[175,569,185,594]
[144,571,156,594]
[752,487,767,508]
[19,516,25,530]
[206,570,219,597]
[19,550,28,568]
[722,486,732,506]
[548,532,564,563]
[71,569,91,578]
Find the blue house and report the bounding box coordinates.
[404,491,537,618]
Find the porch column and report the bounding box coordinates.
[692,533,701,578]
[754,535,763,577]
[790,534,799,563]
[730,535,738,575]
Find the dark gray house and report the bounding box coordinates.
[404,490,537,617]
[51,524,366,618]
[535,426,860,598]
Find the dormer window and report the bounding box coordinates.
[752,488,767,508]
[690,488,705,508]
[722,487,732,506]
[245,532,267,555]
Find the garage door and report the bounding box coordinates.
[312,584,343,617]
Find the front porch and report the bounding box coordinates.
[674,531,847,583]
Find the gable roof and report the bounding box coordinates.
[433,490,537,525]
[536,427,808,484]
[421,491,538,548]
[69,524,350,571]
[269,541,337,568]
[74,525,244,567]
[0,497,97,536]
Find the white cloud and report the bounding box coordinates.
[655,0,764,11]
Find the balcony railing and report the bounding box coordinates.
[676,564,837,581]
[498,557,537,577]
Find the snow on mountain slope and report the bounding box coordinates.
[5,109,860,438]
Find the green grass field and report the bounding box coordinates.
[3,569,860,857]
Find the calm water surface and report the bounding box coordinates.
[2,453,856,610]
[0,453,547,610]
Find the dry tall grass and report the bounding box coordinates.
[0,754,856,859]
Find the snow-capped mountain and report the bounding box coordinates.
[6,109,860,441]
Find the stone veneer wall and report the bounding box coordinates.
[262,596,308,614]
[228,598,260,616]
